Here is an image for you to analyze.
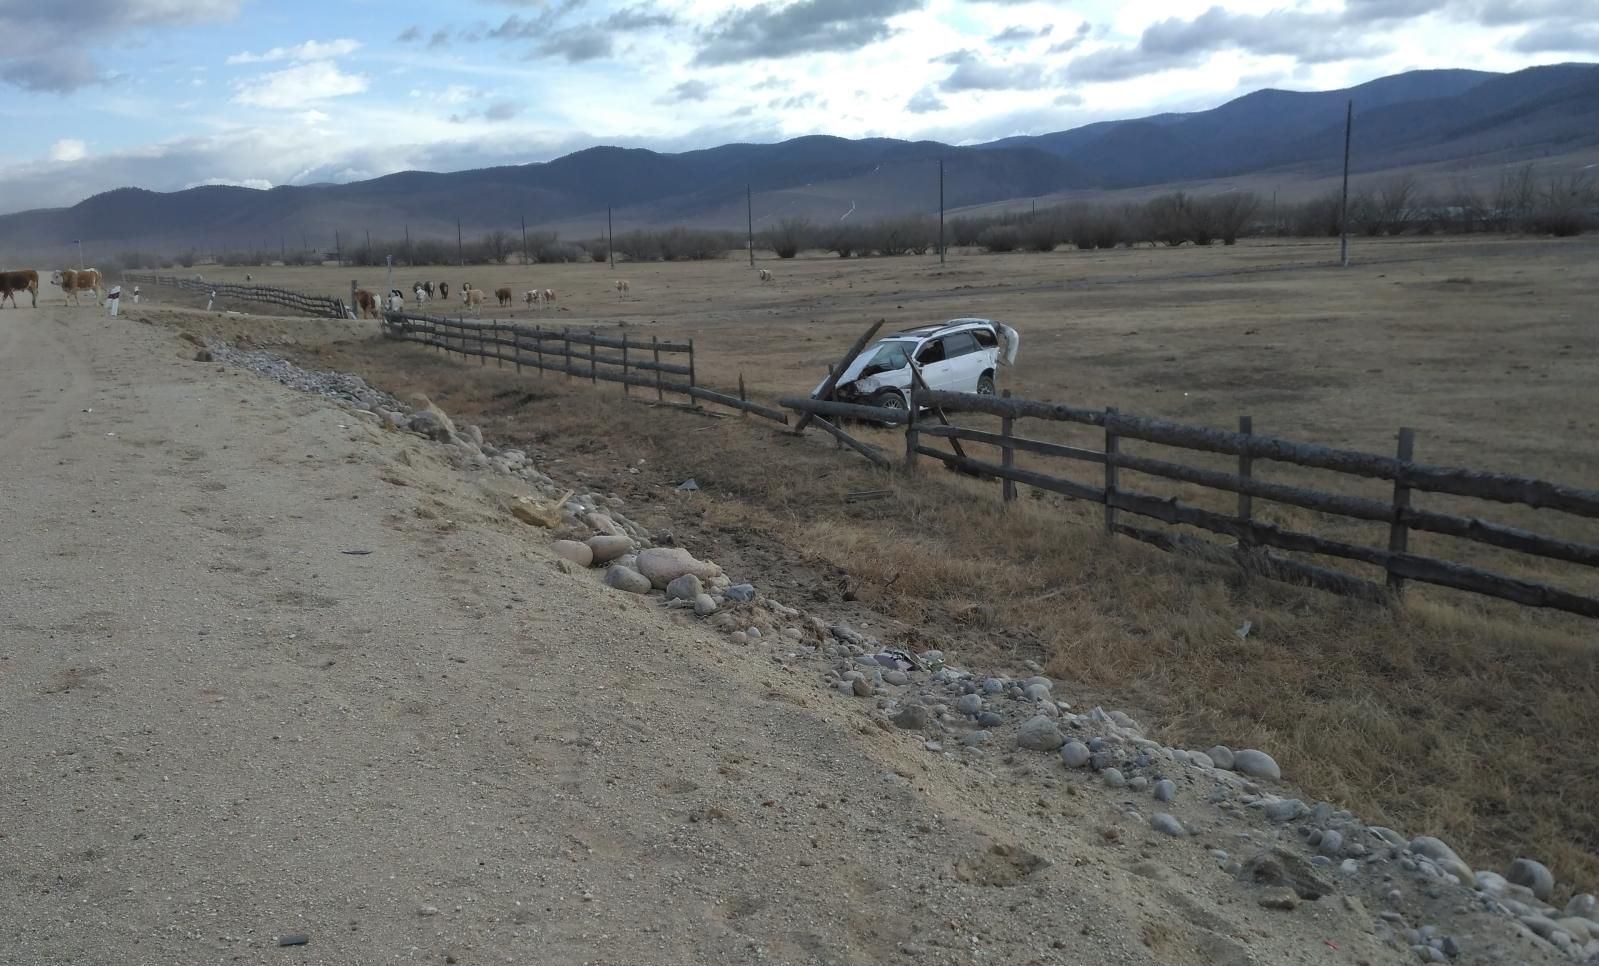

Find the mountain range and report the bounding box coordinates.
[4,62,1597,256]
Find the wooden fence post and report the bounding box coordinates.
[652,336,663,401]
[563,329,571,380]
[622,339,630,396]
[905,396,919,468]
[479,322,486,365]
[513,324,521,374]
[1388,427,1416,594]
[1104,407,1119,534]
[1237,415,1254,541]
[535,325,543,376]
[738,373,748,417]
[688,339,698,408]
[349,280,357,319]
[1001,389,1017,504]
[589,330,598,385]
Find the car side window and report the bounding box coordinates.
[916,340,946,365]
[972,328,997,349]
[943,332,978,357]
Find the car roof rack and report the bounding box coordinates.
[891,318,995,338]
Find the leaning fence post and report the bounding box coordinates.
[622,338,630,396]
[349,279,357,319]
[1001,389,1017,504]
[1238,415,1254,542]
[738,373,748,417]
[1387,427,1416,595]
[1104,407,1119,534]
[652,336,663,401]
[589,329,598,385]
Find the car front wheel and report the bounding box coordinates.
[870,389,909,424]
[976,372,996,395]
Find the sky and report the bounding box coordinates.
[0,0,1594,213]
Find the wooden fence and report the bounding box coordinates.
[379,311,788,424]
[894,388,1599,619]
[123,272,347,318]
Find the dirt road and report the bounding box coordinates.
[1,307,1434,965]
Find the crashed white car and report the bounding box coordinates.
[816,318,1020,413]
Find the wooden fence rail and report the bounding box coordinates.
[123,272,347,319]
[380,311,788,424]
[910,388,1599,620]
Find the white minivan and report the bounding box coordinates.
[815,318,1020,413]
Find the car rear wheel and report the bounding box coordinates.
[976,372,996,395]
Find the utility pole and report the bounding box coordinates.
[520,214,528,266]
[75,239,83,269]
[607,206,615,270]
[1339,99,1353,268]
[746,183,755,268]
[457,218,464,267]
[938,159,945,265]
[404,224,410,265]
[335,230,342,267]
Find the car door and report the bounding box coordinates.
[939,331,982,392]
[913,336,955,392]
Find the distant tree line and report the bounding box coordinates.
[88,165,1594,274]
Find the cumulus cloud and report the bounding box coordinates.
[935,50,1049,91]
[234,61,369,109]
[1064,6,1395,83]
[1512,21,1599,52]
[660,79,713,103]
[0,0,244,92]
[906,87,945,113]
[1047,22,1091,55]
[991,25,1052,44]
[225,39,361,65]
[694,0,924,65]
[49,139,88,162]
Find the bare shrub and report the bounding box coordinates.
[480,229,514,264]
[1019,214,1061,252]
[1210,193,1261,245]
[765,217,812,259]
[1376,176,1416,235]
[977,224,1020,253]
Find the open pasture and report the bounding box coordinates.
[149,233,1599,889]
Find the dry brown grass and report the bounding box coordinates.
[148,232,1599,894]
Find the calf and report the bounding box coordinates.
[355,288,378,319]
[495,286,513,307]
[615,279,630,298]
[757,268,773,283]
[462,287,485,315]
[523,290,537,307]
[438,281,449,301]
[542,288,555,308]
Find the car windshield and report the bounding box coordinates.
[859,341,911,376]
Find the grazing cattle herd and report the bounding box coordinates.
[0,261,782,317]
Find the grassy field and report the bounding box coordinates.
[140,233,1599,893]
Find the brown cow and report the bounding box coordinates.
[51,268,101,305]
[0,269,39,308]
[355,288,378,319]
[494,286,512,306]
[462,287,484,315]
[438,281,449,301]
